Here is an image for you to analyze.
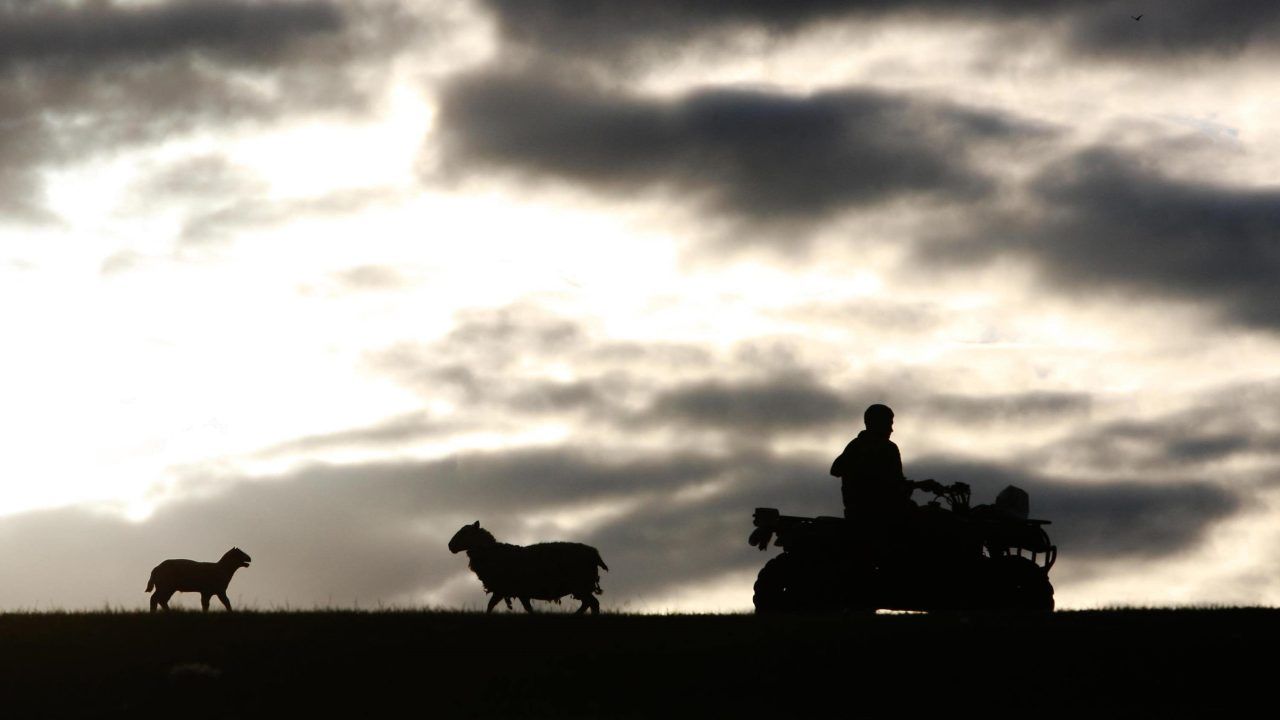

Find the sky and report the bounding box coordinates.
[2,0,1279,612]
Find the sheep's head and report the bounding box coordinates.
[448,521,496,553]
[221,547,252,568]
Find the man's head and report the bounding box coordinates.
[864,404,894,436]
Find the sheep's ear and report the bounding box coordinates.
[471,521,480,528]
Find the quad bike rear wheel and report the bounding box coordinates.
[747,550,839,607]
[754,554,804,614]
[753,554,853,614]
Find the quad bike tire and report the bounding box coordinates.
[753,554,851,614]
[753,555,801,614]
[987,555,1055,612]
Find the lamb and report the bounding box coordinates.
[448,522,608,614]
[145,547,251,612]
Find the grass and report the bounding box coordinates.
[0,608,1274,716]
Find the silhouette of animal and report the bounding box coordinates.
[448,522,608,614]
[146,547,251,612]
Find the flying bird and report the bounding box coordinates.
[1132,14,1143,21]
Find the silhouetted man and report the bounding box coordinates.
[831,404,931,523]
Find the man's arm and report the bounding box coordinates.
[831,440,856,477]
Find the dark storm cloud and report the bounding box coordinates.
[910,457,1244,559]
[1034,380,1280,473]
[630,374,1090,435]
[433,69,1045,232]
[636,373,855,433]
[927,148,1280,330]
[477,0,1280,63]
[922,391,1092,423]
[0,1,341,68]
[1065,3,1280,58]
[0,1,424,222]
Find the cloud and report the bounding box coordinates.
[115,153,407,246]
[124,155,266,208]
[0,1,427,223]
[1032,380,1280,474]
[926,148,1280,331]
[773,299,945,335]
[0,115,56,221]
[921,391,1093,424]
[254,411,461,456]
[634,373,855,434]
[367,304,1096,441]
[179,186,401,245]
[638,377,1092,437]
[1065,3,1280,59]
[0,1,342,69]
[431,69,1047,240]
[476,1,1280,65]
[367,303,601,405]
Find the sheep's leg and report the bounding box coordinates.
[217,591,233,611]
[486,595,503,613]
[504,597,513,610]
[149,591,161,613]
[574,594,599,615]
[154,590,174,611]
[200,593,211,612]
[519,597,535,613]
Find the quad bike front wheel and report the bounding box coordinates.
[986,555,1055,612]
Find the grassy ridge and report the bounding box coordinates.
[0,609,1273,716]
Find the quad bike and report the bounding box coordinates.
[748,482,1056,613]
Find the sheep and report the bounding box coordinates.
[146,547,251,612]
[447,522,608,614]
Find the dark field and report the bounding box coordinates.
[0,608,1274,717]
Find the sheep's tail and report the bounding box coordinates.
[594,549,608,572]
[145,571,155,593]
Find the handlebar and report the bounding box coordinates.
[911,479,970,510]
